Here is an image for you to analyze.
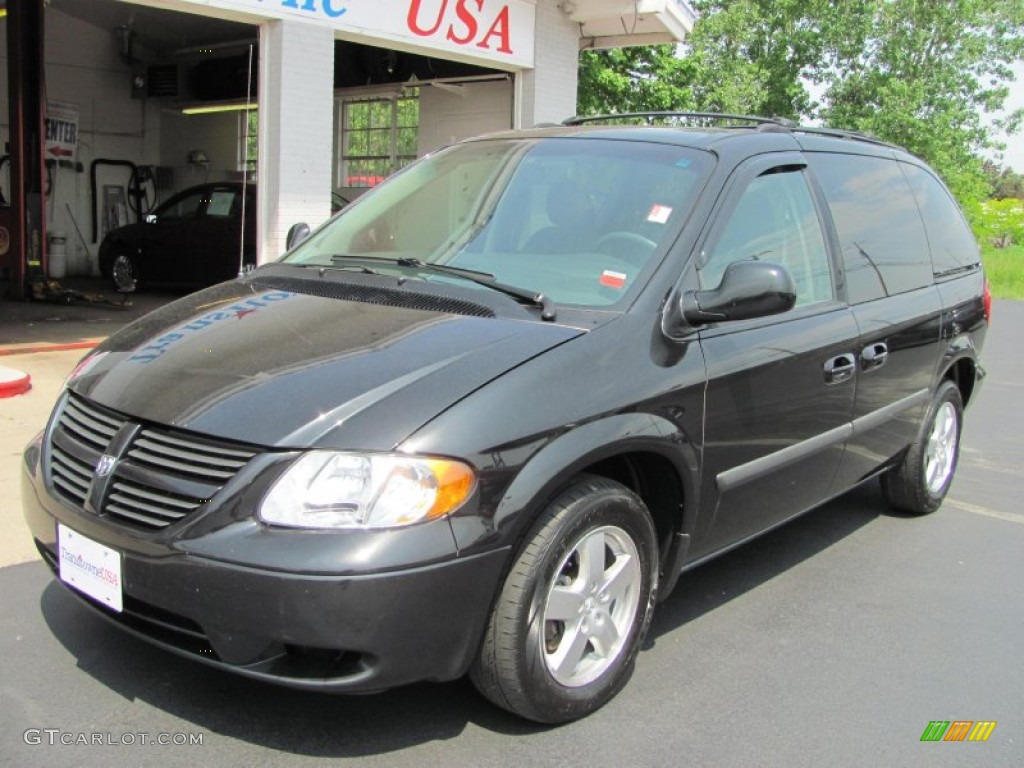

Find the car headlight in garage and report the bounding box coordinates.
[259,451,475,529]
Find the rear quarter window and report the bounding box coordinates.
[206,191,237,218]
[808,153,932,303]
[900,163,980,276]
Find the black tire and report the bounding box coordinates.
[881,380,963,515]
[470,476,659,724]
[110,253,138,291]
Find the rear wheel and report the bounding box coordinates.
[881,380,963,515]
[470,476,658,723]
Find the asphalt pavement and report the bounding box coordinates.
[0,300,1020,767]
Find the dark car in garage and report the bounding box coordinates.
[98,182,256,289]
[24,114,988,724]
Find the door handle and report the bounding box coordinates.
[861,342,889,371]
[824,353,856,384]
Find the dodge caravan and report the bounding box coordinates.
[22,114,988,723]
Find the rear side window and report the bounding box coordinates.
[808,153,932,304]
[205,190,237,218]
[900,163,980,275]
[159,189,205,220]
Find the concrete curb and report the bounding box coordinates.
[0,365,32,397]
[0,340,101,357]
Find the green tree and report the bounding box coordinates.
[817,0,1024,204]
[682,0,835,119]
[983,161,1024,200]
[577,45,697,116]
[579,0,835,119]
[974,198,1024,246]
[577,0,1024,207]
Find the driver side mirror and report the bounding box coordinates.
[286,222,311,250]
[681,260,796,325]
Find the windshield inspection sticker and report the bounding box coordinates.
[600,270,627,289]
[647,204,673,224]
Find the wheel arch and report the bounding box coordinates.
[492,413,699,598]
[578,452,686,579]
[942,355,979,407]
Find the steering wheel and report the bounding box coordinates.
[593,231,658,264]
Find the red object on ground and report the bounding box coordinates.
[0,365,31,397]
[0,340,99,356]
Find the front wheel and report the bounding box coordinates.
[881,380,963,515]
[470,476,658,723]
[110,253,138,291]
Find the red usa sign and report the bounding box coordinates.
[406,0,515,55]
[182,0,536,69]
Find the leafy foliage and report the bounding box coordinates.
[974,198,1024,247]
[579,0,831,119]
[577,0,1024,207]
[816,0,1024,204]
[983,161,1024,200]
[577,46,698,115]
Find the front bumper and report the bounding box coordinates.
[22,446,508,692]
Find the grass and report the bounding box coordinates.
[981,243,1024,299]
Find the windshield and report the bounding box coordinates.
[282,138,712,308]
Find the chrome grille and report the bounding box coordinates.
[47,393,261,531]
[49,447,94,508]
[105,480,204,529]
[128,429,257,483]
[61,395,123,451]
[49,394,127,509]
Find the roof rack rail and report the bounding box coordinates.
[561,111,906,151]
[562,112,790,127]
[790,125,903,150]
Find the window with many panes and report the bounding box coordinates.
[338,90,419,189]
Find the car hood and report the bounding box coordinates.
[71,279,582,449]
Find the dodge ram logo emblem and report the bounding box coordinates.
[95,454,117,477]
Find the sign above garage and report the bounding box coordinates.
[172,0,537,70]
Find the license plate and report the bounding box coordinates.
[57,524,123,613]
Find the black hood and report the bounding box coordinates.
[71,277,581,450]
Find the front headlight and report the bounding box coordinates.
[259,451,475,529]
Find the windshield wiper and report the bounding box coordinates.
[329,254,556,320]
[395,257,556,321]
[933,263,980,279]
[315,259,378,275]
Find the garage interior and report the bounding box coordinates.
[0,0,695,300]
[0,0,515,294]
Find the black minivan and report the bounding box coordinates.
[23,114,988,723]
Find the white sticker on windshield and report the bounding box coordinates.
[647,204,672,224]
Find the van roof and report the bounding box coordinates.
[472,112,914,162]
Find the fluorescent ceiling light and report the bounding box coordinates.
[181,102,257,115]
